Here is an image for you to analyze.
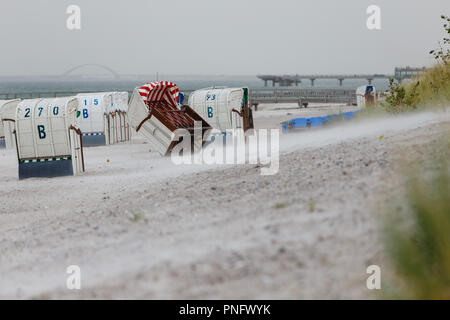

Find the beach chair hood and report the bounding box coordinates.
[137,81,180,107]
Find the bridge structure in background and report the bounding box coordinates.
[249,88,356,108]
[63,64,121,79]
[258,67,427,87]
[393,66,427,81]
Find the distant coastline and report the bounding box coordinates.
[0,75,391,95]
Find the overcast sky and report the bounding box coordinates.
[0,0,448,76]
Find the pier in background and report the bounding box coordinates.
[258,67,427,87]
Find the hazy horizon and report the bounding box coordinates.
[0,0,449,77]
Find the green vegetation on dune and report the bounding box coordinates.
[383,156,450,299]
[403,63,450,107]
[384,63,450,112]
[383,15,450,112]
[378,15,450,300]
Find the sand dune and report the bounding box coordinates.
[0,104,449,299]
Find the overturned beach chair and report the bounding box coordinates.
[127,81,211,156]
[0,99,21,149]
[15,97,85,179]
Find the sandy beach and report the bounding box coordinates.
[1,103,449,299]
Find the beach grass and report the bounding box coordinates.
[382,63,450,113]
[383,154,450,299]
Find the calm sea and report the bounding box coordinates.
[0,76,390,97]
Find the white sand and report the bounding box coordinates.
[0,104,449,299]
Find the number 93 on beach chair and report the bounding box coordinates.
[188,87,254,133]
[14,97,85,180]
